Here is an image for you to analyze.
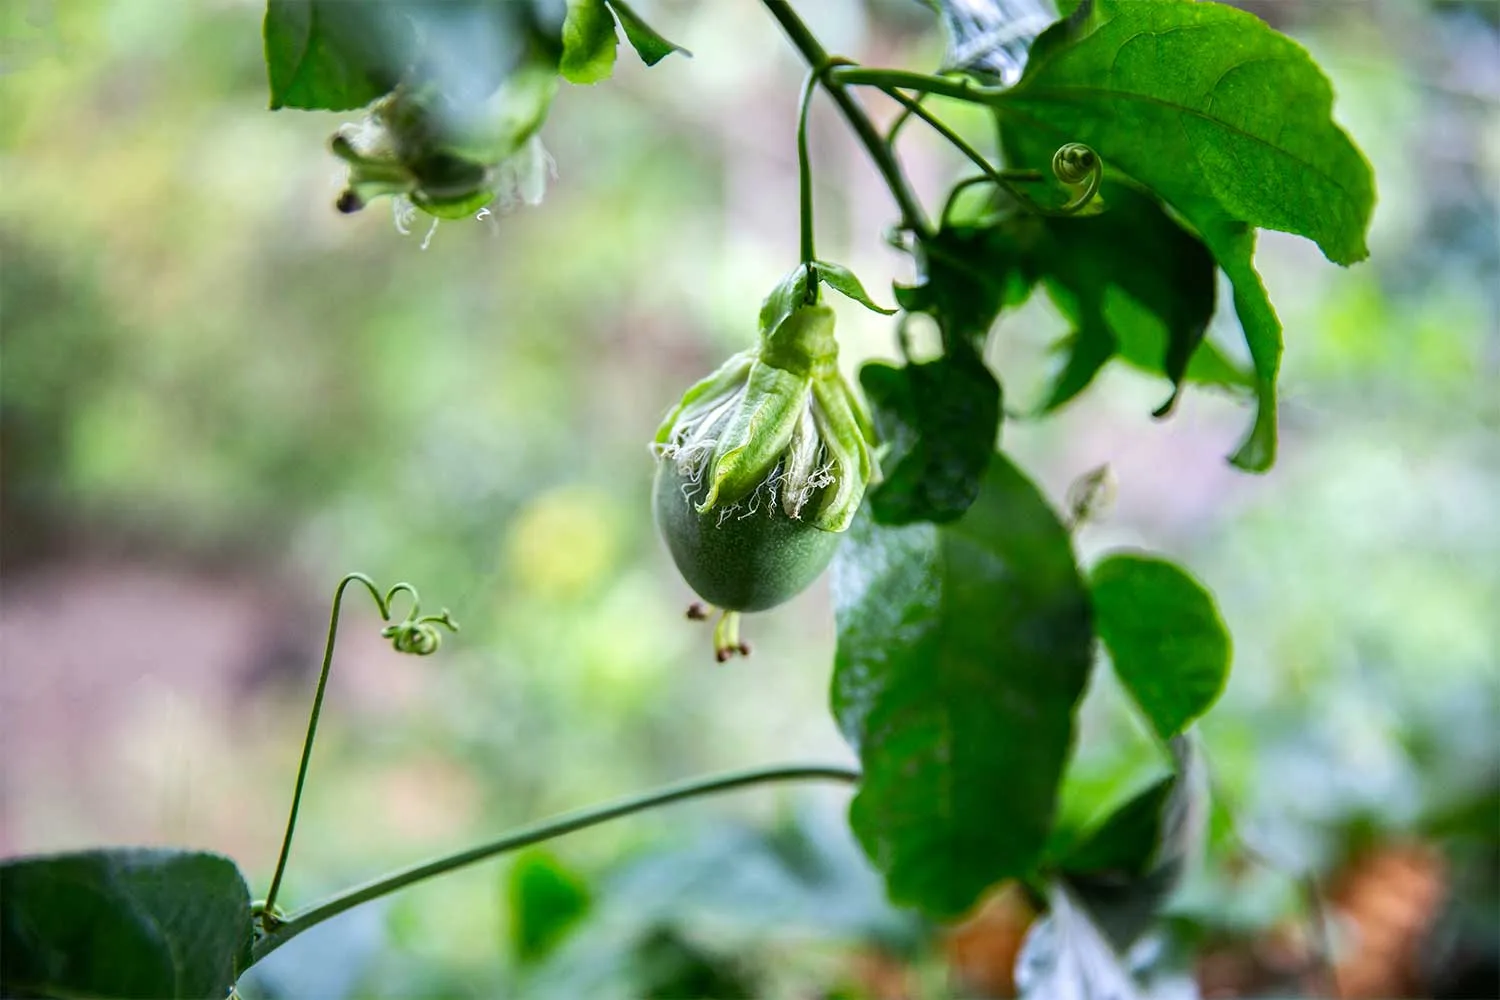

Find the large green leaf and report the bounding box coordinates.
[1003,0,1374,265]
[264,0,414,111]
[1091,553,1231,741]
[997,0,1375,469]
[861,352,1000,525]
[1,848,253,999]
[830,453,1095,917]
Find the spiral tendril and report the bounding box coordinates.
[1049,142,1103,214]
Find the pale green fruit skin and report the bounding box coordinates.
[653,460,841,613]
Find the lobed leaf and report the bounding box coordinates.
[998,0,1375,469]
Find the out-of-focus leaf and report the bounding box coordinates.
[997,0,1375,469]
[264,0,415,111]
[831,453,1094,917]
[560,0,618,84]
[509,850,593,965]
[0,848,253,999]
[925,0,1061,85]
[1014,883,1142,1000]
[1062,737,1209,950]
[1091,554,1231,740]
[1060,777,1175,877]
[606,0,690,66]
[861,352,1000,524]
[634,926,757,999]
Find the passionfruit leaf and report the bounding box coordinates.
[861,348,1000,525]
[1,849,253,999]
[1090,553,1231,741]
[831,452,1094,917]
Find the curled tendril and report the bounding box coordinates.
[382,612,457,655]
[1049,142,1103,214]
[371,581,458,655]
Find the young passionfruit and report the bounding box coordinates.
[651,293,876,661]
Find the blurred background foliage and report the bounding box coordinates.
[1,0,1496,996]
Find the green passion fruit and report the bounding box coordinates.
[653,458,841,614]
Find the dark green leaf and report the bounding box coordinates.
[999,0,1374,469]
[814,261,896,315]
[831,454,1095,918]
[560,0,618,85]
[901,225,1033,348]
[1059,777,1175,877]
[860,352,1000,525]
[1060,737,1207,949]
[1005,185,1234,416]
[1,848,253,999]
[509,850,592,965]
[264,1,414,111]
[1091,554,1231,740]
[605,0,690,66]
[1217,229,1283,471]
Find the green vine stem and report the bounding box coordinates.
[797,68,818,282]
[829,65,1003,105]
[249,762,861,965]
[761,0,930,238]
[257,573,456,927]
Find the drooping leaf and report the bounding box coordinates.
[560,0,618,85]
[0,848,253,999]
[1059,737,1208,949]
[606,0,690,66]
[831,453,1095,918]
[997,0,1374,469]
[1216,229,1283,470]
[814,261,896,315]
[509,850,593,965]
[1058,777,1176,878]
[264,0,415,111]
[860,352,1000,524]
[1091,554,1231,741]
[998,185,1244,416]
